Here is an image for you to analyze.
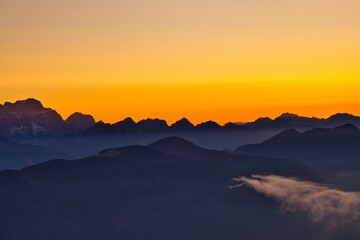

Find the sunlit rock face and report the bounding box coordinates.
[0,99,96,138]
[0,98,65,138]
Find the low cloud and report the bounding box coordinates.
[231,175,360,228]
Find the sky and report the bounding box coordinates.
[0,0,359,124]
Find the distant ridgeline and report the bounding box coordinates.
[1,98,360,138]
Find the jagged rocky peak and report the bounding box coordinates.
[137,118,169,132]
[196,120,222,130]
[0,98,64,138]
[113,117,138,132]
[122,117,136,124]
[170,118,195,131]
[115,117,137,127]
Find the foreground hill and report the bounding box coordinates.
[0,137,323,240]
[0,137,69,170]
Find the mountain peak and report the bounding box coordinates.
[122,117,136,123]
[170,118,195,131]
[113,117,137,133]
[254,117,272,122]
[175,117,192,124]
[277,113,300,119]
[328,113,356,120]
[196,120,221,131]
[23,98,43,106]
[0,98,65,138]
[3,98,43,109]
[65,112,96,133]
[137,118,169,132]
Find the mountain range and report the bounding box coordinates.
[80,112,360,136]
[1,99,360,139]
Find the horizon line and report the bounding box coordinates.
[1,98,359,126]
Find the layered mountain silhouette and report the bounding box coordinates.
[1,99,360,139]
[235,124,360,171]
[0,137,68,170]
[81,118,226,135]
[79,112,360,136]
[1,99,359,240]
[0,137,318,240]
[0,98,95,138]
[245,112,360,129]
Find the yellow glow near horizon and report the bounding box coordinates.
[1,0,359,124]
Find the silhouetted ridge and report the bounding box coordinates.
[245,117,272,129]
[84,121,114,135]
[255,117,272,123]
[196,121,222,131]
[65,112,95,133]
[277,113,300,119]
[235,124,360,167]
[2,98,360,139]
[138,118,169,132]
[170,118,195,131]
[113,117,138,133]
[328,113,357,121]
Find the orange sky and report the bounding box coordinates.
[1,0,359,124]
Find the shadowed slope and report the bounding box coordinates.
[235,124,360,164]
[0,137,69,170]
[0,137,320,240]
